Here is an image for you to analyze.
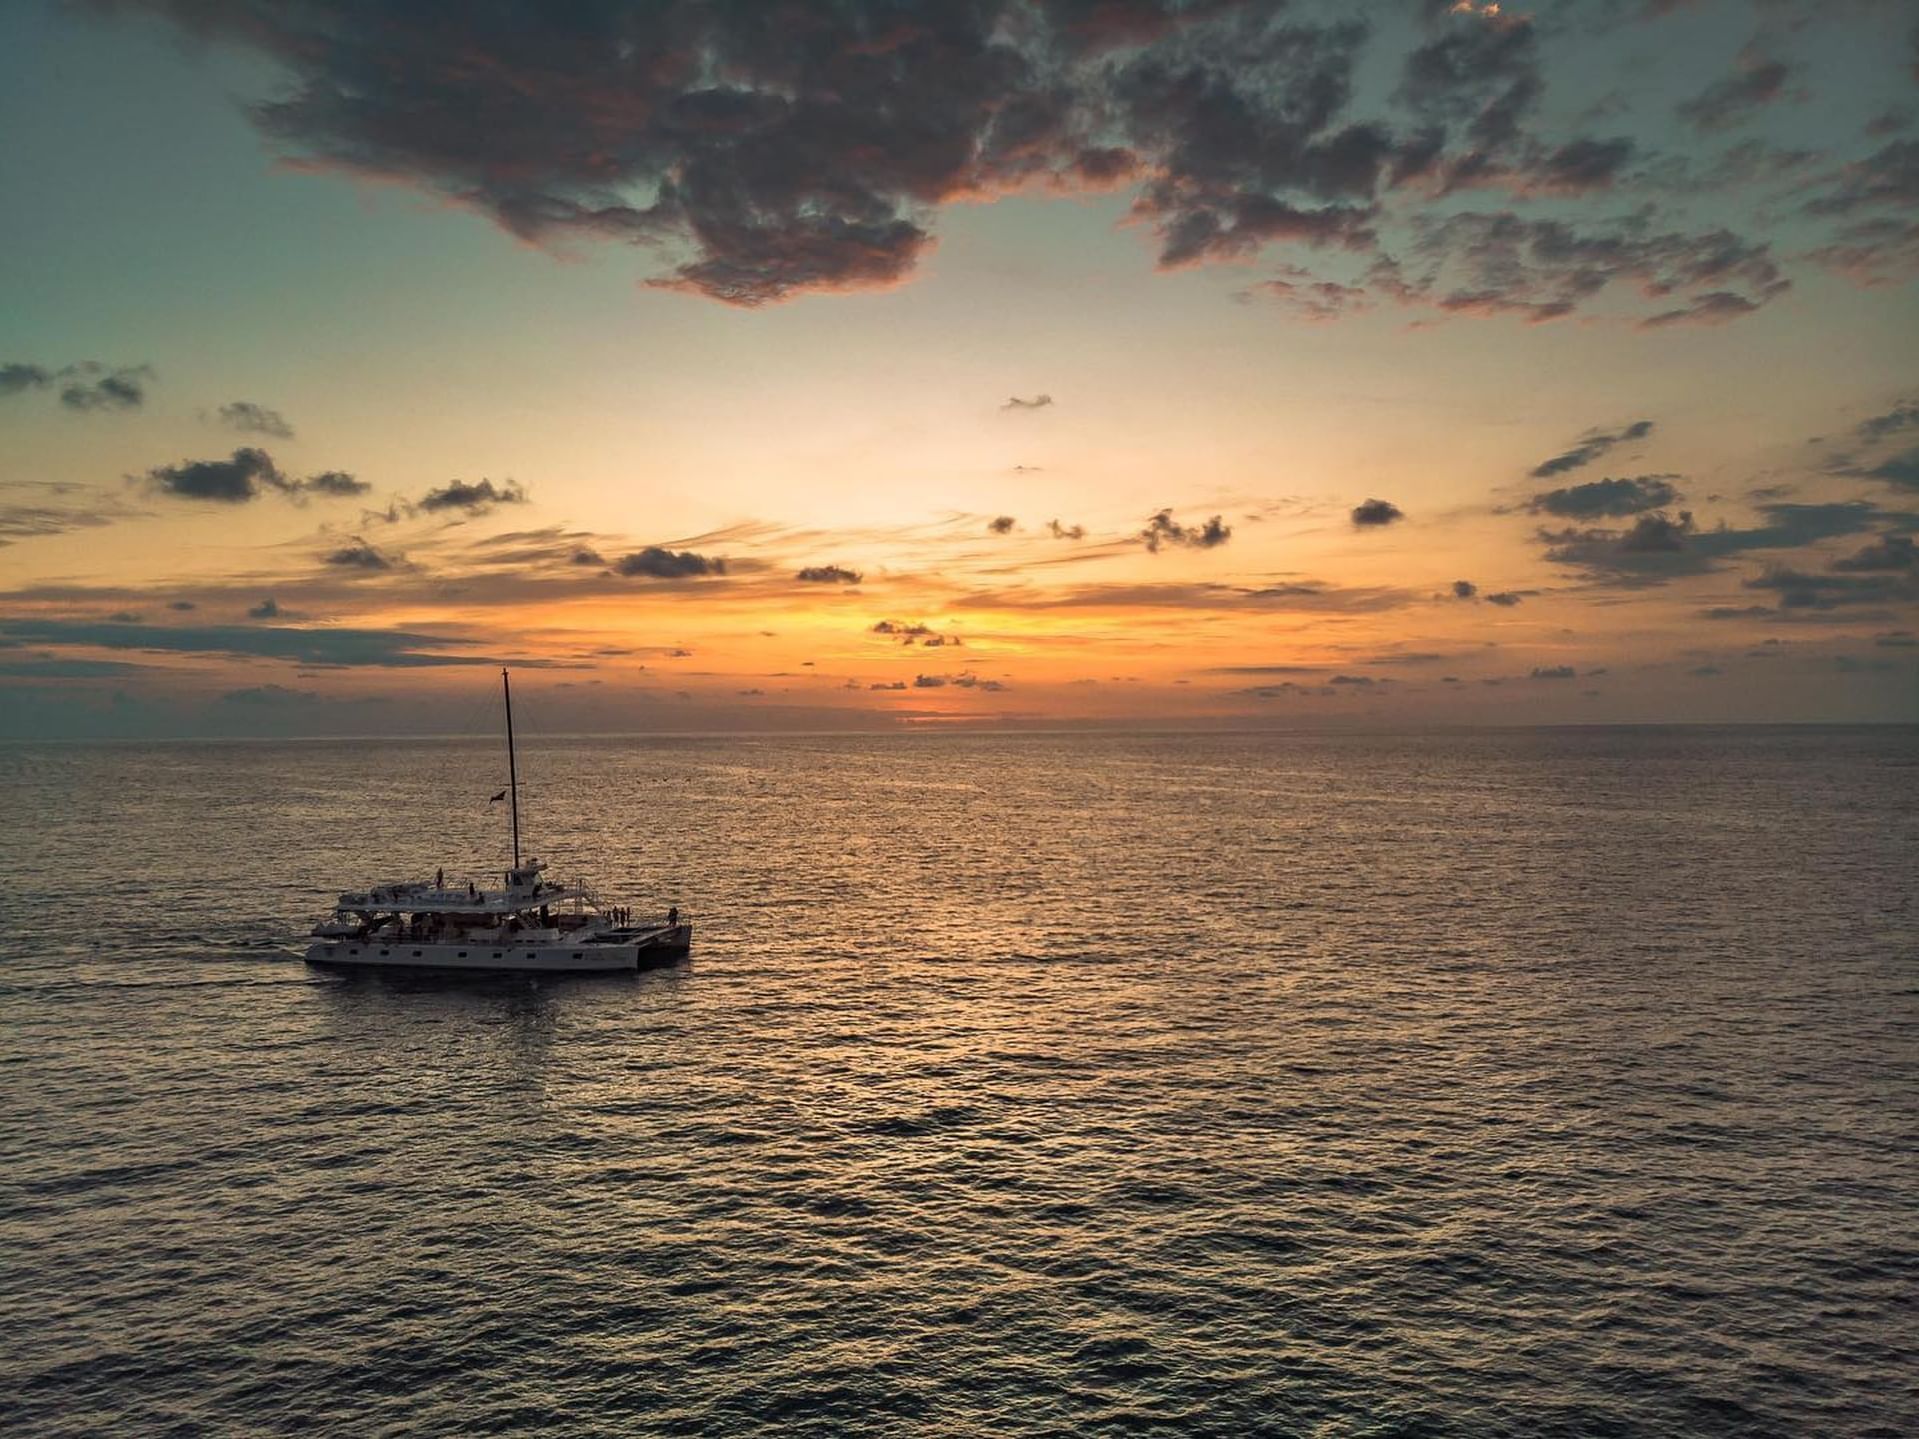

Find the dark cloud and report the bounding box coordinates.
[1002,394,1054,411]
[0,657,146,679]
[247,598,281,619]
[86,2,1789,326]
[1805,140,1919,219]
[869,681,907,691]
[796,564,863,583]
[144,447,287,503]
[168,600,196,611]
[141,447,365,503]
[1806,217,1919,289]
[1048,519,1086,540]
[987,515,1018,535]
[1540,500,1890,586]
[1744,567,1918,610]
[614,547,726,579]
[912,671,1002,691]
[1529,420,1654,479]
[323,538,393,571]
[1373,211,1786,327]
[1484,590,1523,607]
[1530,665,1576,679]
[1860,448,1919,491]
[954,578,1411,615]
[1530,475,1680,518]
[0,484,120,546]
[1452,579,1477,598]
[2,361,152,411]
[872,618,959,646]
[418,479,527,513]
[1856,399,1919,443]
[0,617,545,668]
[61,364,151,412]
[1676,50,1790,132]
[1833,535,1915,572]
[217,401,295,439]
[571,547,605,567]
[1639,290,1763,329]
[304,470,369,497]
[0,363,51,396]
[1350,498,1404,527]
[1139,509,1231,551]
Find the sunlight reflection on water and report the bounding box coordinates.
[2,729,1915,1436]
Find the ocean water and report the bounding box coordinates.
[1,727,1914,1437]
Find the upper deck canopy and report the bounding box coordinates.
[332,861,595,915]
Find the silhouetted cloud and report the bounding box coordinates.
[1874,448,1919,489]
[869,681,907,691]
[1530,665,1576,679]
[418,479,527,513]
[144,447,287,502]
[615,546,726,579]
[141,447,365,503]
[1452,579,1477,599]
[1805,139,1919,219]
[0,657,146,679]
[1139,509,1230,551]
[304,471,369,497]
[1745,566,1918,610]
[0,483,123,547]
[0,363,51,396]
[1677,49,1790,132]
[1485,591,1523,607]
[0,616,541,668]
[871,618,959,646]
[217,401,294,439]
[323,538,393,571]
[987,516,1017,535]
[797,564,863,583]
[1,361,153,412]
[1855,399,1919,443]
[955,578,1412,615]
[1002,394,1054,411]
[86,2,1800,326]
[1351,498,1405,527]
[1529,420,1654,479]
[1048,519,1086,540]
[1833,535,1915,572]
[1530,475,1680,518]
[1540,500,1890,586]
[247,598,281,619]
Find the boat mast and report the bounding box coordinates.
[502,667,521,870]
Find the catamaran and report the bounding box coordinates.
[305,669,692,973]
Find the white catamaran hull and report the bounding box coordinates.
[305,926,692,974]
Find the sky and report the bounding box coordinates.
[1,0,1915,739]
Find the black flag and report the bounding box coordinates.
[489,789,507,803]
